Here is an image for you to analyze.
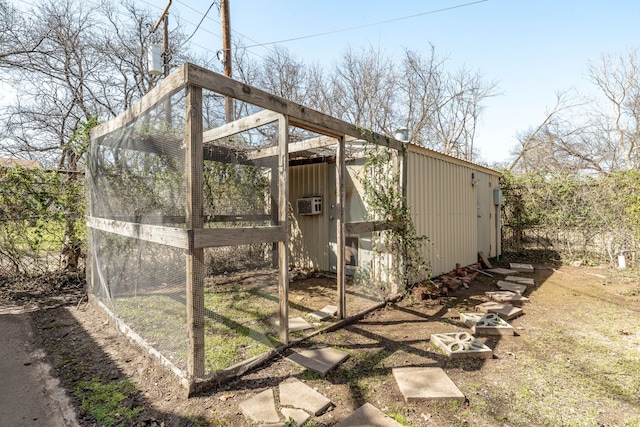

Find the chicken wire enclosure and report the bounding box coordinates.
[87,63,405,395]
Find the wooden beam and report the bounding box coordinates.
[184,63,403,151]
[345,220,395,235]
[91,64,187,139]
[185,85,205,379]
[202,109,280,143]
[246,135,338,160]
[336,136,346,319]
[86,216,189,248]
[193,225,286,248]
[278,114,289,344]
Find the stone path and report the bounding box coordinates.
[333,403,404,427]
[287,346,350,376]
[240,262,537,426]
[460,312,514,335]
[510,262,535,272]
[475,301,523,319]
[496,280,527,295]
[239,377,331,426]
[431,332,493,359]
[486,290,530,304]
[392,367,466,402]
[486,267,519,275]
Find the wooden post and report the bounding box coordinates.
[399,143,408,294]
[336,136,346,319]
[271,166,278,268]
[220,0,233,122]
[185,85,205,378]
[277,114,289,344]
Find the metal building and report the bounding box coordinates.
[289,144,502,279]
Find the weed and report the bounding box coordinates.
[74,378,143,426]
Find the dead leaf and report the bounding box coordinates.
[219,392,235,401]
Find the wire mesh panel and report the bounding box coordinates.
[88,91,189,372]
[200,103,284,374]
[201,253,279,375]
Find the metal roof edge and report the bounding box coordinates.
[406,143,501,176]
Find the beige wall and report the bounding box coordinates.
[288,145,501,279]
[288,163,330,271]
[406,145,501,277]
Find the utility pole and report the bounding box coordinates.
[220,0,233,123]
[153,0,172,124]
[153,0,172,78]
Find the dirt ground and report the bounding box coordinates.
[2,262,640,426]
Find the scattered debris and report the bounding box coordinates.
[478,251,493,269]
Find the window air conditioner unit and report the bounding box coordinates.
[297,196,322,215]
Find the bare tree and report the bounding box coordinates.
[330,46,397,134]
[587,48,640,170]
[0,0,187,168]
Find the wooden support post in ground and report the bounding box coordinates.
[185,85,205,378]
[277,115,289,344]
[336,136,346,319]
[270,166,278,268]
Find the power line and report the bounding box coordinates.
[181,1,217,46]
[244,0,489,49]
[173,0,276,55]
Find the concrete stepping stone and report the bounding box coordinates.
[486,267,519,275]
[430,332,493,359]
[505,276,535,285]
[287,346,350,375]
[280,407,310,427]
[510,263,534,272]
[460,312,514,335]
[333,402,404,427]
[486,290,530,304]
[308,304,338,321]
[392,367,466,402]
[279,377,332,416]
[496,280,527,295]
[239,389,280,423]
[475,301,523,320]
[278,316,313,332]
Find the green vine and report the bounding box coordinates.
[355,129,431,297]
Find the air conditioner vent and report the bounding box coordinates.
[297,196,322,215]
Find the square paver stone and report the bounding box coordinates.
[239,389,280,423]
[505,276,535,285]
[308,305,338,321]
[486,291,530,304]
[496,280,527,295]
[279,377,332,416]
[280,407,310,427]
[460,312,514,335]
[392,367,466,402]
[287,346,350,375]
[333,403,404,427]
[486,267,519,275]
[510,263,535,272]
[431,332,493,359]
[475,301,523,320]
[277,316,313,332]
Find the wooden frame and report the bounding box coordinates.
[87,62,404,395]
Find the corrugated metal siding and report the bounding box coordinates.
[407,146,486,276]
[289,163,330,271]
